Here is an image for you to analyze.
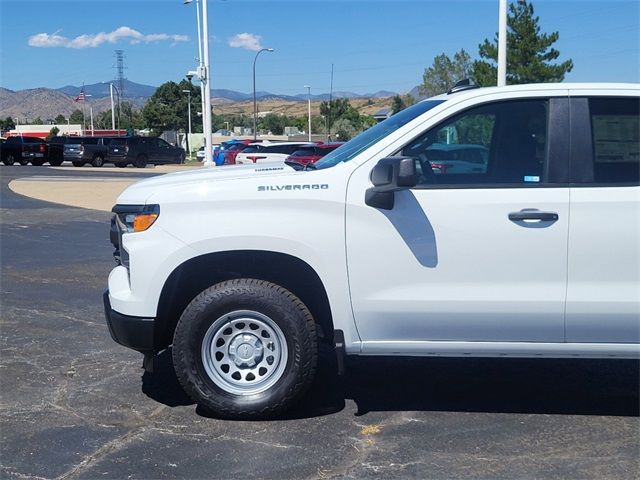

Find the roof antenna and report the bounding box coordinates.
[447,79,480,95]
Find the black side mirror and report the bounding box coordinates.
[365,156,417,209]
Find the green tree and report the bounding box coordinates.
[31,116,43,125]
[69,109,84,124]
[311,115,327,134]
[142,80,202,133]
[0,116,16,131]
[420,49,473,97]
[46,126,60,140]
[95,110,113,129]
[473,0,573,86]
[333,118,357,141]
[119,102,146,130]
[319,98,371,135]
[54,114,67,125]
[391,94,417,114]
[259,113,287,135]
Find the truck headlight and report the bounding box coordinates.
[113,204,160,233]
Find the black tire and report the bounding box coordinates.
[91,155,104,167]
[50,159,63,167]
[116,163,127,168]
[72,161,84,167]
[134,154,147,168]
[172,279,317,419]
[2,154,15,166]
[19,157,29,166]
[31,159,45,166]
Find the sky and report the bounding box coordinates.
[0,0,638,96]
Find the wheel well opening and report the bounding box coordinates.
[155,251,334,351]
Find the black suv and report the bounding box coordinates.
[48,136,118,167]
[107,136,185,168]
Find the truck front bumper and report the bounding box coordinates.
[103,290,155,352]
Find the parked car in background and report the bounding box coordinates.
[64,136,118,167]
[48,136,78,166]
[197,144,220,163]
[196,145,206,161]
[212,139,255,165]
[1,136,49,166]
[107,136,185,168]
[235,141,315,164]
[285,142,345,166]
[221,141,253,165]
[420,143,489,174]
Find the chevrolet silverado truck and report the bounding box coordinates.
[1,136,49,166]
[105,83,640,418]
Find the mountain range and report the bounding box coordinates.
[0,79,400,121]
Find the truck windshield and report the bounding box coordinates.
[314,100,444,169]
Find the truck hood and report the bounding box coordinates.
[116,162,298,204]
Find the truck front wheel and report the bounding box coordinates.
[172,279,317,419]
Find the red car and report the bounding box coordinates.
[284,142,345,165]
[222,139,256,165]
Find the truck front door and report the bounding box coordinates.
[346,96,570,350]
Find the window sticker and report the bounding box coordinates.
[524,175,540,183]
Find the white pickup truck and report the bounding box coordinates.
[105,83,639,418]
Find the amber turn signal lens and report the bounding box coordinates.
[133,213,158,232]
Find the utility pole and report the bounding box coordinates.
[201,0,213,165]
[114,50,126,98]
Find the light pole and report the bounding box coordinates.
[182,89,192,158]
[184,0,212,166]
[304,85,311,141]
[253,47,274,140]
[85,94,94,136]
[110,83,121,133]
[497,0,507,86]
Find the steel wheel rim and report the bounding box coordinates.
[201,310,288,395]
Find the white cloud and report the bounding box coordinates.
[28,27,189,49]
[228,33,264,51]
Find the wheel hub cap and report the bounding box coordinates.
[228,334,263,368]
[200,310,288,395]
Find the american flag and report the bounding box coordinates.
[74,88,85,103]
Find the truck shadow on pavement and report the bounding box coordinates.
[142,344,639,419]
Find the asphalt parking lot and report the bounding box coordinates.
[1,165,639,479]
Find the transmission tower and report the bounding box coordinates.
[114,50,127,99]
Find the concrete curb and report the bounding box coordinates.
[7,164,204,212]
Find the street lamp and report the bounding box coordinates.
[304,85,311,141]
[184,0,213,166]
[253,47,274,140]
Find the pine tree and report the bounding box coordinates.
[473,0,573,86]
[420,49,473,97]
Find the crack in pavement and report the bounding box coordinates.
[54,405,167,480]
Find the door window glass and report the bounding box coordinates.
[402,100,549,186]
[589,97,639,184]
[157,138,171,149]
